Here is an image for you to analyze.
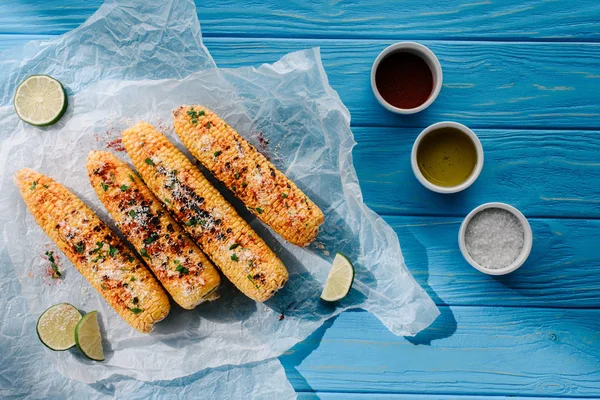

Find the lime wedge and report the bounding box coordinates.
[320,253,355,302]
[74,311,105,361]
[36,303,82,351]
[14,75,68,126]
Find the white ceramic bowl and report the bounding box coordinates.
[411,121,484,194]
[371,42,443,114]
[459,202,533,276]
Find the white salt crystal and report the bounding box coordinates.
[464,207,524,269]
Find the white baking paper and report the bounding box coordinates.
[0,0,439,397]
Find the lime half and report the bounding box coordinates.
[320,253,355,302]
[75,311,105,361]
[14,75,68,126]
[36,303,82,351]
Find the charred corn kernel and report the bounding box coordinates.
[122,122,288,302]
[15,168,170,333]
[87,151,221,309]
[173,105,324,247]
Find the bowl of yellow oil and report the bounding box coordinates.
[411,121,483,194]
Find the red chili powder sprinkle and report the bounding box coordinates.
[375,52,433,109]
[106,138,125,152]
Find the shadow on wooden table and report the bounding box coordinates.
[279,314,339,395]
[397,220,458,345]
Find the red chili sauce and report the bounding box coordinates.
[375,52,433,109]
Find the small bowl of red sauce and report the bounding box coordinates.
[371,42,443,114]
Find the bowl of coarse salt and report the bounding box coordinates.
[459,202,532,275]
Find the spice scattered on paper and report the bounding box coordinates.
[464,208,524,269]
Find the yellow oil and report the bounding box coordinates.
[416,127,477,187]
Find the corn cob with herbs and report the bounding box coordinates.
[87,151,221,309]
[15,168,170,333]
[122,122,288,302]
[173,105,324,247]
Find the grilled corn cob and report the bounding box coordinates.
[87,151,221,309]
[15,168,170,333]
[122,122,288,302]
[173,105,324,247]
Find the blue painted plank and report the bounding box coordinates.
[281,308,600,396]
[1,0,600,40]
[3,35,600,131]
[205,38,600,130]
[298,394,598,400]
[352,127,600,218]
[386,215,600,307]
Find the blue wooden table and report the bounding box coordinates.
[3,1,600,398]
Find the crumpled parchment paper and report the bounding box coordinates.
[0,0,439,397]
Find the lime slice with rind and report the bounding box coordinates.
[36,303,82,351]
[74,311,105,361]
[75,311,105,361]
[14,75,68,126]
[320,253,355,302]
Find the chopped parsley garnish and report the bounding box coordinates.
[130,276,136,282]
[206,122,212,129]
[145,158,155,166]
[108,245,118,257]
[246,274,259,288]
[128,256,135,262]
[43,184,49,189]
[101,284,108,290]
[139,248,150,259]
[45,251,61,278]
[101,182,109,191]
[30,181,37,190]
[231,185,236,192]
[173,170,178,175]
[144,232,159,244]
[129,210,137,218]
[241,182,248,188]
[92,242,104,254]
[185,218,197,226]
[255,207,264,214]
[175,264,189,274]
[163,198,171,204]
[213,150,222,157]
[132,296,139,304]
[74,243,84,253]
[234,172,240,179]
[282,193,288,198]
[129,174,135,182]
[129,307,143,315]
[120,184,129,191]
[187,108,205,124]
[123,283,128,288]
[120,267,130,272]
[231,254,239,262]
[229,243,240,250]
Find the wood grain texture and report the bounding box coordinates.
[281,308,600,396]
[298,394,599,400]
[205,38,600,129]
[386,215,600,307]
[3,38,600,130]
[352,127,600,218]
[4,1,600,399]
[2,0,600,40]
